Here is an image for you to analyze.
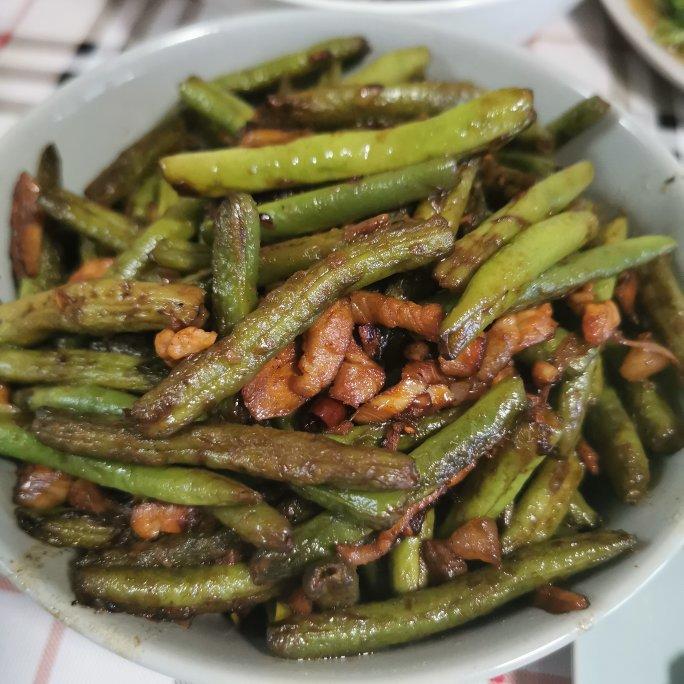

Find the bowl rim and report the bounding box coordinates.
[0,8,682,682]
[600,0,684,90]
[269,0,515,14]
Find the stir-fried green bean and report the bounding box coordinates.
[0,279,205,346]
[212,193,260,336]
[32,412,419,490]
[0,419,260,506]
[268,531,635,658]
[0,349,165,392]
[14,385,135,416]
[434,162,594,291]
[265,82,480,129]
[441,211,595,357]
[257,157,466,242]
[161,89,534,194]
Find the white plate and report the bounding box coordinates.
[574,549,684,684]
[0,10,682,684]
[270,0,582,43]
[601,0,684,90]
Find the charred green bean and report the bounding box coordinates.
[0,419,260,506]
[32,413,419,490]
[212,194,260,335]
[586,385,651,503]
[73,562,279,619]
[265,82,480,129]
[0,349,164,392]
[0,279,205,346]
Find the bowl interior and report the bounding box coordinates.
[270,0,583,43]
[0,10,682,684]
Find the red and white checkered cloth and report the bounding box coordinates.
[0,1,680,682]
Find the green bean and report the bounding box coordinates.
[500,454,584,554]
[556,355,601,458]
[593,217,628,301]
[512,236,677,311]
[547,95,610,148]
[0,348,164,392]
[132,216,453,436]
[14,385,135,416]
[390,508,434,595]
[32,413,419,490]
[154,226,351,285]
[440,211,595,357]
[0,419,259,506]
[586,385,651,503]
[257,227,347,284]
[434,161,594,291]
[638,255,684,373]
[161,89,534,194]
[265,82,480,129]
[212,194,260,336]
[85,112,187,207]
[0,279,205,346]
[257,157,466,242]
[126,170,160,223]
[36,144,61,190]
[303,560,360,610]
[152,238,209,272]
[76,529,239,568]
[212,503,293,551]
[73,562,279,620]
[496,150,556,177]
[329,405,466,451]
[156,176,179,214]
[512,121,555,154]
[564,492,600,530]
[413,158,479,232]
[39,187,139,251]
[16,507,123,549]
[619,378,684,454]
[297,376,527,528]
[268,530,635,658]
[439,421,545,536]
[180,77,255,135]
[250,513,371,584]
[109,199,203,279]
[213,37,369,92]
[517,328,599,379]
[343,46,430,85]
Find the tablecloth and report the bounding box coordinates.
[0,1,680,682]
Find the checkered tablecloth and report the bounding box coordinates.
[0,1,680,682]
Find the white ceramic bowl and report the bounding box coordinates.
[601,0,684,90]
[0,10,682,684]
[271,0,582,43]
